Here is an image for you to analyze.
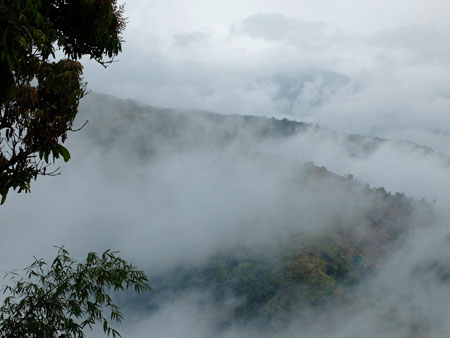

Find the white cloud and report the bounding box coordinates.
[80,3,449,156]
[4,2,450,336]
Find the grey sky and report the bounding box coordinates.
[3,3,450,336]
[82,0,450,152]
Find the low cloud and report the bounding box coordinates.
[82,9,450,157]
[371,25,450,65]
[232,13,330,46]
[4,2,450,336]
[3,95,450,337]
[172,31,210,49]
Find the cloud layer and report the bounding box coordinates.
[2,94,450,337]
[3,1,450,337]
[81,2,450,154]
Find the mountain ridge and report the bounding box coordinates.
[79,92,450,167]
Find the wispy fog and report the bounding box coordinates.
[3,1,450,337]
[2,93,450,337]
[82,1,450,154]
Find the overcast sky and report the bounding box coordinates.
[3,3,450,336]
[83,0,450,152]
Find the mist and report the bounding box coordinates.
[2,92,449,337]
[82,1,450,156]
[3,1,450,337]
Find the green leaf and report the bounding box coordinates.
[1,192,7,205]
[51,147,59,162]
[44,149,49,163]
[58,145,71,162]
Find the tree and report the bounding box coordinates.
[0,247,151,338]
[0,2,151,337]
[0,0,126,204]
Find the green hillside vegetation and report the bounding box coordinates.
[77,93,436,331]
[150,233,366,329]
[79,93,450,166]
[145,184,431,329]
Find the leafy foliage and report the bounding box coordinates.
[0,0,126,203]
[145,184,431,329]
[0,247,151,338]
[147,234,368,330]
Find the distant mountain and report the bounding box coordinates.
[78,92,450,166]
[263,70,352,115]
[76,93,440,333]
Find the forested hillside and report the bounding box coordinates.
[74,93,442,336]
[79,93,450,167]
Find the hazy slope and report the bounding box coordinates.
[71,93,450,337]
[2,93,447,338]
[79,93,450,166]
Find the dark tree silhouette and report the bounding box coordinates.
[0,247,151,338]
[0,0,126,203]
